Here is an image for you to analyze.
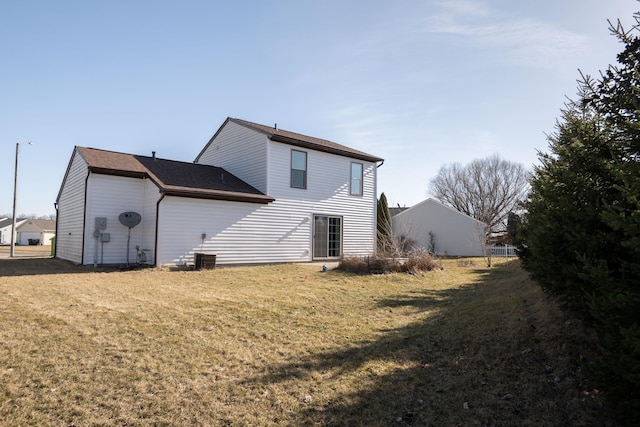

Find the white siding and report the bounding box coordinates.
[196,121,269,193]
[56,152,88,263]
[391,198,486,257]
[42,232,55,245]
[0,220,27,246]
[155,140,378,266]
[83,174,158,265]
[156,196,312,265]
[267,141,377,258]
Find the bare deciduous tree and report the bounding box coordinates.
[428,154,529,233]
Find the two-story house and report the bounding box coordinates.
[55,118,383,266]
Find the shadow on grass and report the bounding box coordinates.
[0,257,146,277]
[242,261,608,427]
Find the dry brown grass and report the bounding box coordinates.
[0,257,611,426]
[0,245,52,258]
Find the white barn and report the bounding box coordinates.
[391,198,487,257]
[55,118,383,266]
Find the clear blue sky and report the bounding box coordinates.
[1,0,638,217]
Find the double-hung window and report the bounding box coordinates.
[291,150,307,189]
[350,162,363,196]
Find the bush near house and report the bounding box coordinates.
[338,250,442,274]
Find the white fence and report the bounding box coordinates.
[490,245,517,257]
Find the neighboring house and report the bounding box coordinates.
[16,219,56,245]
[55,117,383,266]
[391,198,487,257]
[388,207,409,217]
[0,218,28,245]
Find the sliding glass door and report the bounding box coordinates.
[313,215,342,259]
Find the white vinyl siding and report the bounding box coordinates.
[57,121,380,267]
[191,124,378,264]
[268,141,377,259]
[55,151,89,263]
[196,121,268,193]
[154,141,378,266]
[391,198,486,257]
[156,197,313,266]
[83,174,156,265]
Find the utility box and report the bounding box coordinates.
[194,253,216,270]
[95,217,107,230]
[101,233,110,242]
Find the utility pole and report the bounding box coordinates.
[10,141,31,257]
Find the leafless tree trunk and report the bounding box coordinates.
[428,154,529,234]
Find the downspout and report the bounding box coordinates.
[375,160,384,255]
[53,202,58,258]
[80,170,90,265]
[153,191,165,267]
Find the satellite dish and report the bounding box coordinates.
[119,212,142,266]
[119,211,141,228]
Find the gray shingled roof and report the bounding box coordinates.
[75,147,274,204]
[0,218,18,228]
[196,117,384,163]
[18,219,56,231]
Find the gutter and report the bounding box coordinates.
[53,202,58,258]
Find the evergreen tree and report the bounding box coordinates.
[520,15,640,422]
[583,17,640,419]
[376,193,393,253]
[519,84,620,313]
[506,212,522,245]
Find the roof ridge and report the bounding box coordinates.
[228,118,383,163]
[79,146,140,157]
[230,117,341,145]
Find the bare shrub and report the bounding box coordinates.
[338,250,442,275]
[337,256,370,274]
[401,249,443,273]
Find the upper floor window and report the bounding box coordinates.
[350,162,363,196]
[291,150,307,189]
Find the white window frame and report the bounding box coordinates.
[291,149,307,189]
[350,162,363,196]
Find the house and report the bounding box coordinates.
[391,198,487,257]
[0,218,28,245]
[388,206,409,217]
[16,219,56,245]
[55,117,383,266]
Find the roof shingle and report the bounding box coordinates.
[230,118,383,163]
[76,147,273,204]
[197,118,384,163]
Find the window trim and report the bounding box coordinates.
[291,149,307,189]
[350,162,363,196]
